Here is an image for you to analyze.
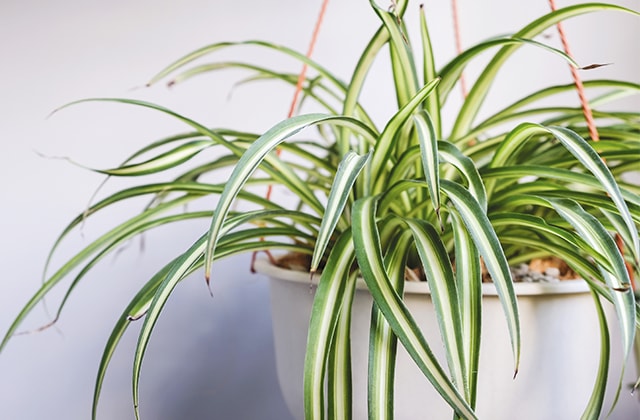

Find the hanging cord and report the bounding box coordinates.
[548,1,636,289]
[548,0,599,141]
[451,0,468,98]
[251,0,331,271]
[284,0,331,124]
[266,0,331,202]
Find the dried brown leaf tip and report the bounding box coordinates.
[580,63,612,70]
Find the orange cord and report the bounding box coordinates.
[547,2,637,291]
[251,0,331,272]
[548,0,599,142]
[265,0,331,201]
[451,0,468,98]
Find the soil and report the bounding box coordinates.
[272,252,580,283]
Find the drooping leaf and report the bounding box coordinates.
[203,113,377,281]
[353,195,477,419]
[311,151,371,273]
[441,180,520,376]
[403,218,467,396]
[450,210,482,408]
[368,230,411,420]
[414,111,441,222]
[304,231,356,420]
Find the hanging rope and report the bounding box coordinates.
[548,0,599,141]
[252,0,331,271]
[547,1,637,289]
[265,0,331,202]
[451,0,468,98]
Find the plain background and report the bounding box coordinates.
[1,1,638,419]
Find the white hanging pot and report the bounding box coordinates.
[256,259,640,420]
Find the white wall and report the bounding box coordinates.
[0,1,638,419]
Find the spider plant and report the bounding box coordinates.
[2,1,639,419]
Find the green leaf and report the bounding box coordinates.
[370,78,440,191]
[450,210,482,408]
[403,218,467,396]
[368,231,411,420]
[353,196,477,419]
[327,271,357,420]
[203,113,377,280]
[544,198,635,357]
[440,180,520,376]
[91,140,214,176]
[439,36,578,108]
[580,291,610,420]
[0,196,194,352]
[476,80,640,129]
[311,150,371,273]
[92,257,180,420]
[414,111,441,222]
[304,230,355,420]
[419,4,441,138]
[490,123,639,265]
[438,141,487,211]
[369,0,419,108]
[451,2,639,138]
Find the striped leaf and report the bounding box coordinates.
[414,111,441,222]
[581,291,611,420]
[543,198,635,358]
[438,141,486,211]
[403,218,467,396]
[91,140,214,176]
[369,0,419,108]
[451,2,638,138]
[439,37,578,107]
[490,123,639,264]
[311,150,371,273]
[450,210,482,408]
[440,180,520,376]
[353,196,477,419]
[368,231,411,420]
[304,231,355,420]
[327,271,357,420]
[132,235,207,419]
[203,113,377,280]
[91,254,194,420]
[370,78,440,192]
[546,126,640,264]
[419,4,441,138]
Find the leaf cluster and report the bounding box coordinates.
[3,1,639,419]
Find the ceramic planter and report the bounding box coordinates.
[256,259,640,420]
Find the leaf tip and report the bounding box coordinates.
[46,107,62,120]
[612,284,631,292]
[579,63,612,71]
[435,207,444,233]
[205,274,213,297]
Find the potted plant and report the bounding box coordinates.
[2,0,639,419]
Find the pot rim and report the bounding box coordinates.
[254,258,591,296]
